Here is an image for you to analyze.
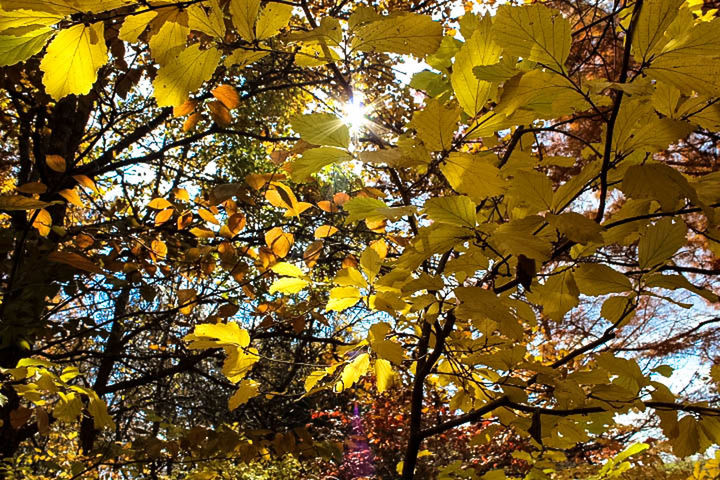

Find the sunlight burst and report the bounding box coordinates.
[342,92,369,135]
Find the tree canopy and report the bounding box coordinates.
[1,0,720,478]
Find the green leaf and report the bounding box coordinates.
[638,218,686,269]
[290,147,351,181]
[410,99,460,151]
[40,22,108,100]
[492,4,571,69]
[351,13,442,57]
[424,195,476,228]
[574,264,632,296]
[451,15,501,116]
[290,113,350,148]
[153,44,221,107]
[228,379,259,410]
[269,277,310,294]
[0,27,53,67]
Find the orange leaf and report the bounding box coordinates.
[148,198,172,210]
[173,99,197,117]
[46,154,66,173]
[317,200,338,212]
[73,175,98,193]
[333,192,350,205]
[211,84,240,109]
[304,240,323,268]
[155,208,174,226]
[177,212,193,230]
[227,212,246,234]
[183,112,202,132]
[208,100,232,126]
[265,227,293,258]
[32,209,52,236]
[173,188,190,202]
[58,188,82,207]
[246,173,286,190]
[198,207,220,225]
[190,227,215,238]
[151,239,167,258]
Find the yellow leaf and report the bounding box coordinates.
[229,0,260,41]
[153,44,221,107]
[424,195,476,228]
[326,286,362,312]
[32,209,52,236]
[270,262,304,277]
[265,227,293,258]
[451,16,501,116]
[58,188,82,207]
[72,174,97,192]
[185,322,250,349]
[198,207,220,225]
[173,99,197,117]
[336,353,370,392]
[255,2,293,40]
[86,391,114,429]
[0,7,63,32]
[375,358,393,393]
[187,0,225,39]
[410,99,460,151]
[269,277,309,294]
[547,212,604,244]
[147,197,172,210]
[638,218,686,269]
[46,154,65,173]
[304,369,327,392]
[118,10,157,43]
[148,8,189,65]
[492,4,571,69]
[290,113,350,148]
[351,13,443,57]
[228,380,259,410]
[40,22,108,100]
[314,225,339,238]
[441,152,506,202]
[0,27,53,67]
[224,49,268,68]
[211,84,241,110]
[48,251,102,273]
[574,264,632,296]
[52,392,82,422]
[207,99,233,126]
[372,340,404,365]
[291,147,352,182]
[632,0,685,62]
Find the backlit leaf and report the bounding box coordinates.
[40,22,108,100]
[638,218,686,269]
[153,44,221,107]
[351,13,442,57]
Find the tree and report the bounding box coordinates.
[1,0,720,478]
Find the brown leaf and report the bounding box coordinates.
[48,251,103,274]
[265,227,293,258]
[10,407,32,429]
[46,154,66,173]
[16,182,47,194]
[208,100,232,126]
